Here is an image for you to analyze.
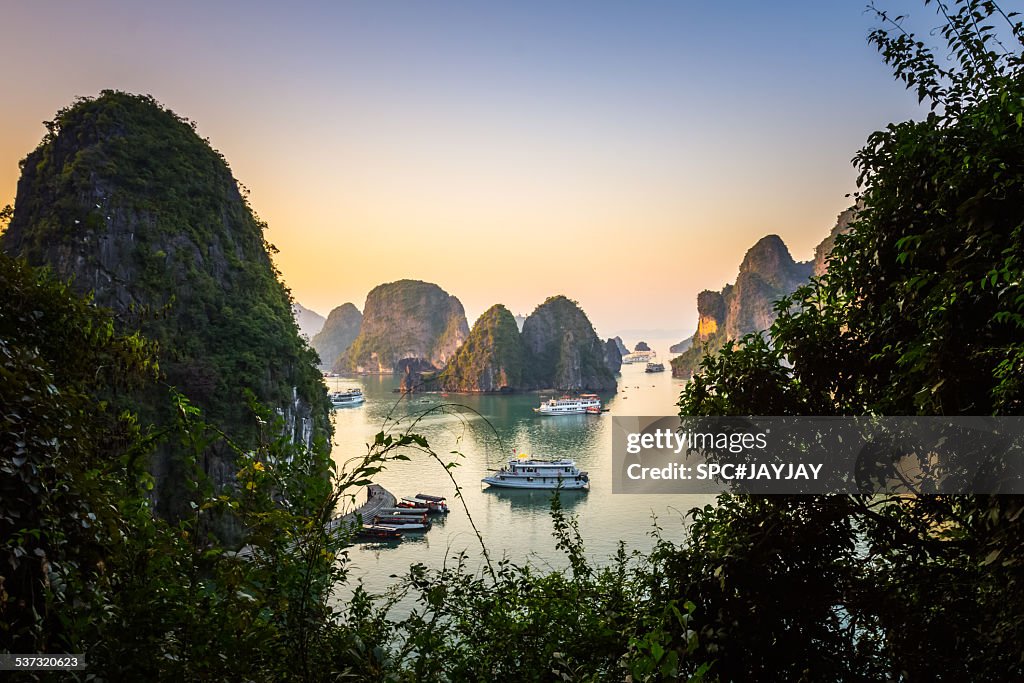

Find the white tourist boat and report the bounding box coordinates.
[621,351,655,364]
[330,388,365,407]
[481,457,590,490]
[534,394,601,415]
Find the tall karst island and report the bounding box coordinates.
[0,91,332,521]
[406,295,617,393]
[310,302,362,370]
[671,208,856,378]
[333,279,470,375]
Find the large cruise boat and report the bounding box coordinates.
[481,457,590,490]
[330,388,365,407]
[534,394,601,415]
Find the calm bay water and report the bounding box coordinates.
[328,340,715,598]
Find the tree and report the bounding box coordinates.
[0,252,158,652]
[676,1,1024,678]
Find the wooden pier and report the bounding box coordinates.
[233,484,396,559]
[325,483,396,535]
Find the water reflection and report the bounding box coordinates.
[328,340,710,606]
[482,487,588,511]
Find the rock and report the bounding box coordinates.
[336,279,469,374]
[604,338,623,374]
[633,341,651,352]
[813,204,859,277]
[671,213,856,379]
[310,303,362,370]
[432,304,526,392]
[613,336,629,355]
[521,295,617,392]
[669,338,693,354]
[292,302,326,340]
[0,91,332,526]
[397,358,441,393]
[410,299,617,393]
[671,235,811,379]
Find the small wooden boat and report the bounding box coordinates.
[380,507,430,515]
[372,514,432,531]
[401,494,450,513]
[355,525,402,541]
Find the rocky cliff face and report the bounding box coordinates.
[404,298,617,393]
[671,235,810,379]
[604,338,623,374]
[0,91,332,522]
[613,336,628,355]
[813,204,858,277]
[432,304,526,392]
[669,338,693,354]
[310,303,362,370]
[723,235,813,339]
[336,280,469,374]
[293,302,326,340]
[521,296,617,392]
[671,212,856,379]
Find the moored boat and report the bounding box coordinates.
[534,394,601,415]
[400,494,449,513]
[372,514,432,531]
[645,362,665,373]
[330,388,365,407]
[482,456,590,490]
[380,507,430,515]
[355,524,403,541]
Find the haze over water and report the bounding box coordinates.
[328,340,715,601]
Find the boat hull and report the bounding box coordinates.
[481,476,589,490]
[332,397,365,408]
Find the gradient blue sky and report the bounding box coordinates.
[1,1,932,337]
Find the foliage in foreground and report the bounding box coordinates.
[673,1,1024,679]
[6,1,1024,681]
[0,247,705,680]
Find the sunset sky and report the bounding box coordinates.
[1,1,931,337]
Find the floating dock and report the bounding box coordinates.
[325,483,396,536]
[234,484,396,559]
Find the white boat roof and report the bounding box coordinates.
[511,458,576,466]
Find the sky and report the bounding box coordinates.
[0,1,931,338]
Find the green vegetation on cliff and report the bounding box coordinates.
[309,302,362,370]
[0,91,331,521]
[521,295,617,392]
[437,304,526,391]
